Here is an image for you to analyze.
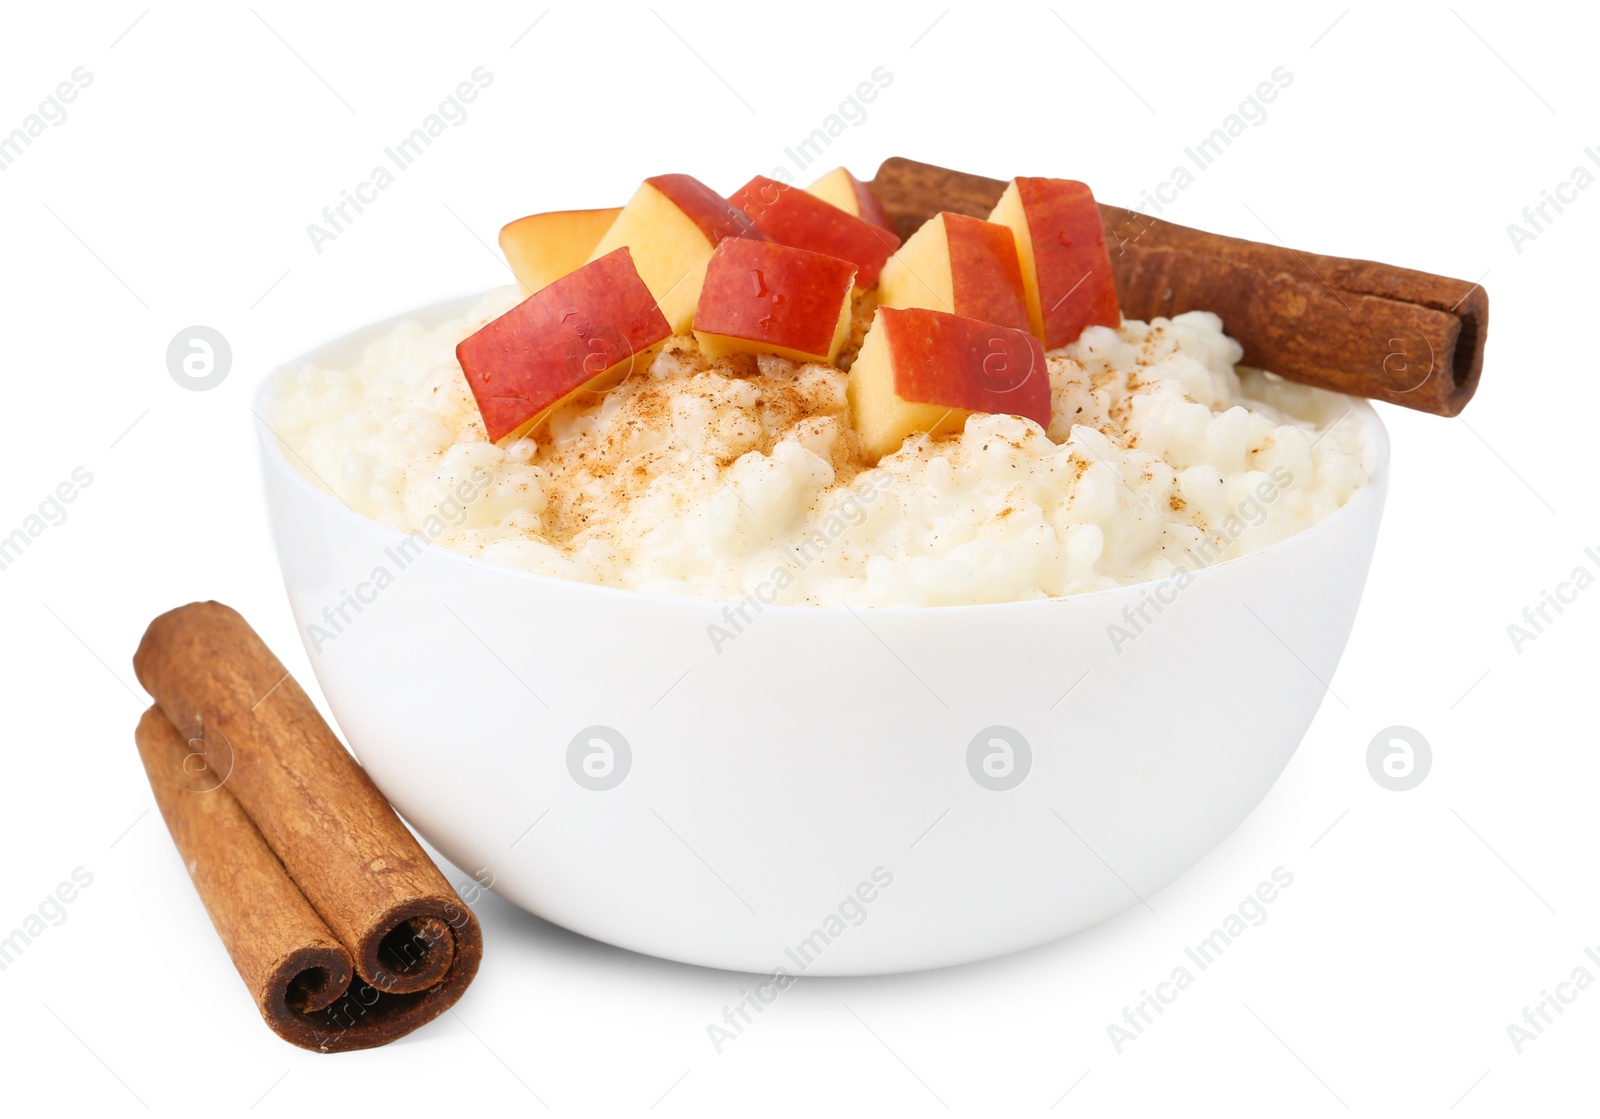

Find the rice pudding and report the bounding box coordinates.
[267,286,1372,607]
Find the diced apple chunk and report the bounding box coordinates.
[499,207,621,296]
[847,306,1051,461]
[586,174,761,334]
[457,247,671,443]
[805,166,896,233]
[877,212,1030,332]
[729,175,900,289]
[693,238,856,364]
[988,177,1121,349]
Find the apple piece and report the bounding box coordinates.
[692,238,857,364]
[499,207,621,296]
[876,212,1031,332]
[847,306,1051,461]
[585,174,761,334]
[729,175,900,289]
[805,166,896,233]
[457,248,671,443]
[987,177,1121,349]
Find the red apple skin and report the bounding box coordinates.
[729,175,900,288]
[693,238,856,361]
[456,248,670,442]
[945,213,1031,332]
[645,174,763,245]
[1016,177,1121,349]
[880,306,1051,426]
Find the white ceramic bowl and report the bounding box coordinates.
[257,294,1389,976]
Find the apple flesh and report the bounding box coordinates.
[847,306,1051,461]
[692,238,857,365]
[805,166,896,233]
[499,207,621,297]
[876,211,1031,333]
[729,175,900,289]
[457,247,671,443]
[987,177,1121,349]
[585,174,761,334]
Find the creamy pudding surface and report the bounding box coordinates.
[267,287,1373,607]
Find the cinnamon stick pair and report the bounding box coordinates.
[869,157,1488,417]
[132,602,481,1052]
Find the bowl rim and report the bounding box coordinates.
[252,290,1391,618]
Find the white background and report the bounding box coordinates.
[1,2,1594,1115]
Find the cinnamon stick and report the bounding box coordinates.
[132,602,481,1052]
[869,157,1488,416]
